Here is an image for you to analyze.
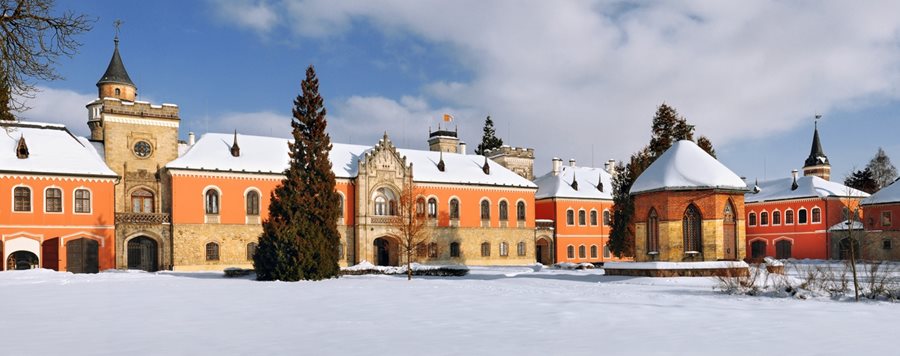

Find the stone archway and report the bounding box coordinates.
[373,236,399,266]
[127,236,158,272]
[6,251,39,270]
[535,236,552,265]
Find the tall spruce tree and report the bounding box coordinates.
[866,148,898,190]
[844,167,878,194]
[254,65,341,281]
[475,115,503,155]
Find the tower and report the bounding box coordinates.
[802,120,831,181]
[427,125,459,153]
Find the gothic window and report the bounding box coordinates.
[75,189,91,213]
[427,198,438,218]
[450,242,461,257]
[205,189,220,215]
[374,188,397,216]
[683,204,702,253]
[499,201,509,221]
[375,196,387,216]
[775,240,792,259]
[246,190,260,216]
[416,197,426,217]
[590,245,598,258]
[590,210,598,226]
[603,210,611,226]
[578,209,586,226]
[772,211,781,225]
[417,243,427,258]
[517,241,526,256]
[247,242,258,261]
[480,200,490,220]
[603,245,611,258]
[481,242,491,257]
[785,210,794,224]
[517,201,526,221]
[566,209,574,225]
[500,242,509,256]
[567,245,575,259]
[811,208,821,223]
[13,186,31,212]
[748,212,757,226]
[760,211,769,226]
[45,188,62,213]
[578,245,586,258]
[131,189,154,213]
[449,199,460,219]
[798,209,808,224]
[647,208,659,253]
[206,242,219,261]
[337,195,344,218]
[428,242,438,258]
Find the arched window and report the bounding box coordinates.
[590,245,598,258]
[590,210,598,226]
[748,212,757,226]
[603,210,611,226]
[45,188,62,212]
[416,243,428,258]
[449,199,460,219]
[428,242,438,258]
[499,242,509,256]
[785,210,794,224]
[416,197,426,217]
[603,245,611,258]
[115,88,121,96]
[131,189,154,213]
[760,211,769,226]
[374,188,397,216]
[647,208,659,253]
[247,242,258,261]
[775,240,792,259]
[481,242,491,257]
[566,209,574,225]
[683,205,702,253]
[567,245,575,259]
[480,200,490,220]
[811,208,821,223]
[205,189,220,215]
[450,242,460,257]
[578,209,586,226]
[798,209,808,224]
[750,240,766,259]
[206,242,219,261]
[499,201,509,221]
[772,211,781,225]
[13,186,31,212]
[516,201,526,221]
[427,198,438,218]
[517,241,526,256]
[578,245,586,258]
[375,196,387,216]
[246,190,260,216]
[74,189,91,213]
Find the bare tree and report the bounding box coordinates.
[841,186,865,301]
[389,176,432,280]
[1,0,92,116]
[867,147,898,190]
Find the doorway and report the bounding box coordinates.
[67,238,100,273]
[127,236,158,272]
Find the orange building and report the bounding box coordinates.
[534,158,624,264]
[860,179,900,260]
[0,121,117,272]
[744,124,867,260]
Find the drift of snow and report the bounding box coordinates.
[746,175,869,203]
[630,140,747,194]
[862,178,900,205]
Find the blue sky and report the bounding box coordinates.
[20,1,900,183]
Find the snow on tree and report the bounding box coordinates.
[254,65,341,281]
[866,148,898,190]
[475,115,503,155]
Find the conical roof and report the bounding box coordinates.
[804,123,829,167]
[630,140,747,194]
[96,40,135,87]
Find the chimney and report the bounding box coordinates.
[552,157,562,176]
[569,158,576,167]
[606,159,616,175]
[459,142,467,155]
[188,132,196,146]
[791,169,799,191]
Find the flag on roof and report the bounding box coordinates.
[443,114,454,122]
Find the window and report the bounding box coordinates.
[75,189,91,213]
[13,186,31,212]
[206,242,219,261]
[647,208,660,253]
[882,211,892,227]
[500,242,509,256]
[683,205,702,253]
[205,189,220,215]
[772,211,781,225]
[811,208,821,223]
[374,188,397,216]
[748,212,757,226]
[603,245,611,258]
[246,190,260,215]
[480,200,490,220]
[427,198,438,218]
[499,201,509,221]
[416,197,426,217]
[517,241,526,256]
[45,188,62,212]
[567,245,575,259]
[590,245,598,258]
[481,242,491,257]
[750,240,766,259]
[578,245,586,258]
[798,209,808,224]
[131,189,154,213]
[375,196,387,216]
[603,210,611,226]
[337,244,344,260]
[517,201,526,221]
[590,210,598,226]
[760,212,769,226]
[428,243,438,258]
[247,242,258,261]
[566,209,574,225]
[337,195,344,218]
[417,243,427,258]
[785,210,794,224]
[775,240,792,259]
[449,199,460,219]
[883,239,893,250]
[450,242,460,257]
[578,209,586,226]
[115,88,121,96]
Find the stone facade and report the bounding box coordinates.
[487,146,535,181]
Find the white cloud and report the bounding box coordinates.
[17,87,95,137]
[212,0,900,171]
[214,110,293,138]
[209,0,278,34]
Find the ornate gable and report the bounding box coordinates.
[359,132,412,180]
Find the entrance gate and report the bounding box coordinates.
[127,237,158,272]
[67,238,99,273]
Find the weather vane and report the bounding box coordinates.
[114,19,123,43]
[814,113,822,128]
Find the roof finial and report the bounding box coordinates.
[16,134,29,159]
[437,151,445,172]
[230,130,240,157]
[571,172,579,191]
[114,19,123,46]
[482,156,490,175]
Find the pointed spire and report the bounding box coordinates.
[16,134,29,159]
[804,116,829,168]
[230,130,240,157]
[482,156,490,175]
[571,172,579,191]
[791,169,799,191]
[437,151,445,172]
[97,21,135,88]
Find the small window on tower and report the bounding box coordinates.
[115,88,121,96]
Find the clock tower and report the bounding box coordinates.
[86,32,180,271]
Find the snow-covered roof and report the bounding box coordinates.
[630,140,747,194]
[166,133,537,188]
[861,179,900,206]
[828,219,864,231]
[1,121,116,177]
[745,175,869,203]
[534,165,613,200]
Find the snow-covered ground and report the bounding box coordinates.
[1,265,896,356]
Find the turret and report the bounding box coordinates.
[802,119,831,181]
[96,33,136,101]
